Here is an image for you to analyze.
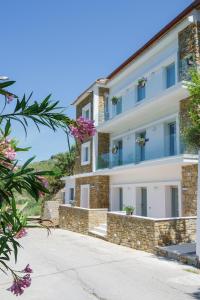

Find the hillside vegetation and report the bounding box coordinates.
[16,148,76,216]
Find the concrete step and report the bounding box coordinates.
[89,229,107,241]
[99,223,107,229]
[92,226,107,235]
[88,223,107,241]
[155,243,199,268]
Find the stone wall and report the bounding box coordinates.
[97,133,110,169]
[75,175,109,208]
[154,217,196,247]
[42,200,60,226]
[74,93,93,175]
[76,93,93,119]
[107,213,155,252]
[98,87,109,124]
[59,205,107,234]
[178,22,200,80]
[107,213,196,253]
[182,164,198,216]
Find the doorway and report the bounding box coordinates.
[141,187,147,216]
[171,187,179,217]
[80,185,90,208]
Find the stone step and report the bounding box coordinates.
[89,229,107,241]
[99,223,107,229]
[92,226,107,235]
[88,223,107,241]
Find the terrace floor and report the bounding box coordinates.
[0,228,200,300]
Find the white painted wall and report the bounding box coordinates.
[109,163,182,217]
[107,39,178,119]
[110,164,181,185]
[147,186,166,218]
[111,116,177,165]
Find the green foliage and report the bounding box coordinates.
[0,79,75,286]
[183,69,200,149]
[30,147,76,198]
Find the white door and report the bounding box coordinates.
[80,185,90,208]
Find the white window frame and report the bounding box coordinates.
[82,103,91,120]
[81,141,91,165]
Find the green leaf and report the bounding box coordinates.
[4,120,11,137]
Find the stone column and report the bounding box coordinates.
[196,151,200,257]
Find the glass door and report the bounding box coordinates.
[171,187,179,217]
[119,188,123,211]
[136,131,146,162]
[141,187,147,217]
[169,122,176,156]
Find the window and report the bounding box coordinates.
[69,188,74,201]
[116,96,122,115]
[81,141,90,165]
[168,122,176,156]
[82,103,91,120]
[104,94,109,120]
[171,187,179,217]
[137,85,146,102]
[166,63,175,88]
[112,96,122,116]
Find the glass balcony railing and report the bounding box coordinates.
[97,136,197,170]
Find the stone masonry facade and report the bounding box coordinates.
[74,93,93,174]
[98,87,109,124]
[59,205,107,234]
[107,213,196,253]
[97,132,110,169]
[182,164,198,216]
[179,98,198,217]
[75,175,109,208]
[178,22,200,80]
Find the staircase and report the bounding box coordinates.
[89,223,107,240]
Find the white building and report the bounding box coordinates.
[63,1,199,220]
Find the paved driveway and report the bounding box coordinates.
[0,228,200,300]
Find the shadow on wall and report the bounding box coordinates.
[157,219,195,247]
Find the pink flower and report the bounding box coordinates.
[70,116,96,142]
[4,147,16,160]
[6,94,14,103]
[36,175,48,197]
[15,228,27,239]
[22,264,33,274]
[37,175,48,188]
[8,274,31,296]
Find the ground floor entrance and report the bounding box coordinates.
[110,183,181,218]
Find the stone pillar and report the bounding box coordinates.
[97,133,110,169]
[196,151,200,258]
[178,22,200,81]
[98,87,109,124]
[181,164,198,216]
[75,175,110,208]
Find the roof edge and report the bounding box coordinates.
[107,0,200,80]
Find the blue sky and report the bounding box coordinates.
[1,0,192,163]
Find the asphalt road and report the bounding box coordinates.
[0,228,200,300]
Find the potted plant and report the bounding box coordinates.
[136,136,149,146]
[137,77,147,87]
[112,144,119,154]
[124,206,135,215]
[111,96,119,105]
[186,54,194,66]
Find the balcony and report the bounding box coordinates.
[97,135,197,170]
[98,82,188,133]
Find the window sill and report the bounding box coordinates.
[81,161,90,166]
